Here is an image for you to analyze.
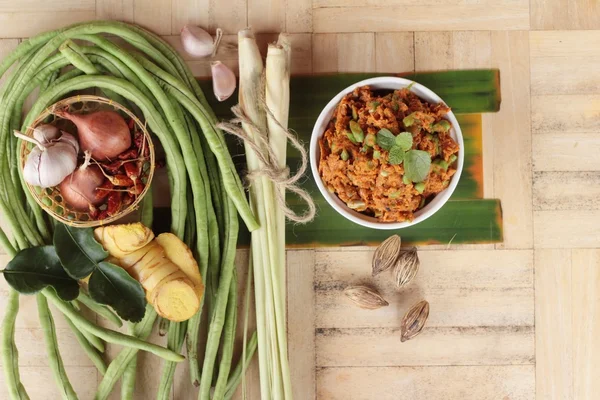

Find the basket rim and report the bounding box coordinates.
[20,95,156,228]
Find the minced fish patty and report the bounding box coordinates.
[318,85,460,222]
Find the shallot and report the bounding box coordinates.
[59,156,106,211]
[54,109,131,160]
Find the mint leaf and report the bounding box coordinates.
[349,121,364,142]
[395,132,413,151]
[404,150,432,183]
[376,128,396,150]
[54,224,108,279]
[2,246,79,301]
[89,262,146,323]
[389,146,405,165]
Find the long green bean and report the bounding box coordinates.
[199,197,239,400]
[95,306,157,400]
[65,317,107,375]
[77,292,123,328]
[213,277,238,399]
[43,288,184,362]
[37,294,78,400]
[1,290,29,400]
[224,332,258,400]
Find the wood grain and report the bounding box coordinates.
[0,366,98,400]
[287,250,316,400]
[171,0,210,34]
[490,31,532,249]
[531,0,600,30]
[286,0,312,33]
[535,249,573,400]
[533,172,600,210]
[248,0,285,33]
[375,32,414,73]
[0,12,95,38]
[312,33,376,73]
[96,0,134,21]
[317,366,535,400]
[533,134,600,172]
[316,325,534,367]
[134,0,172,35]
[315,250,533,328]
[572,249,600,399]
[313,6,529,33]
[532,95,600,134]
[534,211,600,248]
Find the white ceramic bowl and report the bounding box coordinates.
[310,76,464,230]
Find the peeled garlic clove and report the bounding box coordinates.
[211,61,236,102]
[181,25,223,58]
[32,124,60,143]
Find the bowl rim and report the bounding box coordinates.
[309,76,465,230]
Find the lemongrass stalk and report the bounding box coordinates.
[265,34,293,400]
[238,28,283,400]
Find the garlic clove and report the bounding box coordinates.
[181,25,223,58]
[32,124,60,143]
[37,143,78,188]
[211,61,236,102]
[59,131,80,153]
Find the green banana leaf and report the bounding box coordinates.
[193,69,502,246]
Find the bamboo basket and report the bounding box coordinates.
[20,95,155,228]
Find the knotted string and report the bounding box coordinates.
[217,98,316,224]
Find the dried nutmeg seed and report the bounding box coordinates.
[401,300,429,342]
[372,235,402,276]
[393,247,420,289]
[344,285,389,310]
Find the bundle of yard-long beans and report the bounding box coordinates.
[0,20,258,400]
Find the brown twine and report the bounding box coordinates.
[217,99,316,224]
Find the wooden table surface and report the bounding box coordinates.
[0,1,597,399]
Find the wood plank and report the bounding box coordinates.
[572,249,600,399]
[375,32,414,73]
[316,326,534,367]
[452,31,492,68]
[287,250,316,400]
[531,0,600,30]
[0,328,95,367]
[0,0,94,11]
[134,0,172,36]
[530,30,600,58]
[211,0,247,33]
[162,33,312,78]
[0,11,96,38]
[286,0,312,33]
[313,6,529,33]
[533,172,600,210]
[531,57,600,95]
[248,0,285,33]
[171,0,210,35]
[317,366,535,400]
[315,249,533,328]
[314,0,527,5]
[415,32,454,70]
[312,33,376,73]
[96,0,134,21]
[534,211,600,248]
[0,366,97,400]
[535,249,573,400]
[490,31,532,249]
[532,95,600,134]
[533,133,600,172]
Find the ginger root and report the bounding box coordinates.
[94,223,203,322]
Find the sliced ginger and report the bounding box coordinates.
[93,222,203,322]
[156,233,204,299]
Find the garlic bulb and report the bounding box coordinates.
[181,25,223,58]
[211,61,236,102]
[16,129,79,188]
